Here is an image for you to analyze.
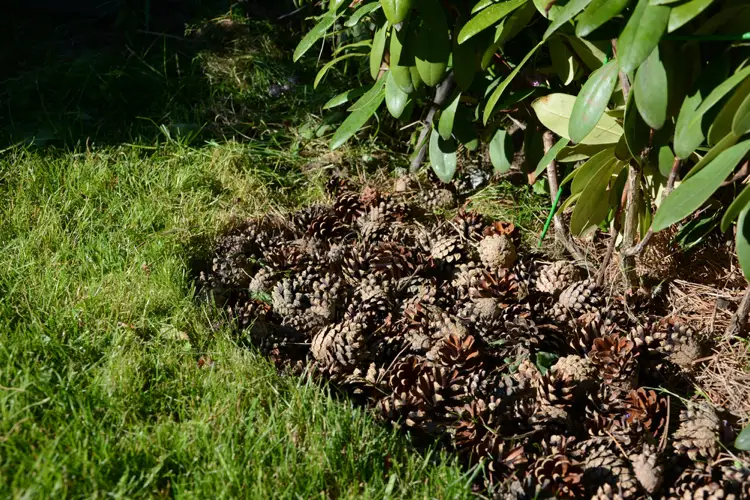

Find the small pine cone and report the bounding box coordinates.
[478,234,517,270]
[248,267,280,294]
[311,315,369,375]
[535,261,583,296]
[429,313,470,343]
[474,434,527,484]
[452,209,486,241]
[333,191,364,223]
[430,236,465,264]
[588,334,639,392]
[387,356,422,400]
[672,404,721,460]
[667,462,716,498]
[583,446,639,499]
[342,244,370,280]
[271,278,309,319]
[427,334,482,372]
[290,204,330,235]
[553,279,603,322]
[569,311,619,354]
[624,388,668,438]
[534,370,578,408]
[325,174,353,196]
[551,355,595,383]
[264,243,305,270]
[357,216,391,244]
[659,322,703,371]
[420,188,455,211]
[630,443,663,494]
[531,454,585,498]
[469,268,520,302]
[370,243,417,280]
[308,214,347,239]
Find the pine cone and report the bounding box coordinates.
[420,188,455,210]
[624,388,668,438]
[532,454,585,498]
[535,261,583,296]
[672,404,721,460]
[308,213,347,239]
[582,446,639,499]
[427,334,482,372]
[552,279,603,322]
[333,191,364,223]
[588,334,638,392]
[452,209,486,241]
[551,355,595,383]
[370,242,417,280]
[248,267,280,294]
[630,443,663,494]
[311,315,369,375]
[478,234,517,270]
[430,236,466,264]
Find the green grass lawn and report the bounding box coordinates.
[0,142,475,498]
[0,5,483,497]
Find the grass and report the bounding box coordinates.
[0,143,475,498]
[0,5,478,498]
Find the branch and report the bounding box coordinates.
[409,73,456,173]
[542,131,588,265]
[596,226,619,287]
[726,284,750,337]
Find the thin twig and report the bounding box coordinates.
[721,160,750,187]
[726,284,750,337]
[621,161,641,290]
[409,73,456,173]
[596,225,618,287]
[542,131,588,266]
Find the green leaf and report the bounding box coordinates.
[623,89,650,162]
[575,0,630,38]
[737,205,750,281]
[667,0,715,33]
[721,184,750,232]
[533,93,623,145]
[483,42,542,125]
[294,12,338,62]
[543,0,594,40]
[734,92,750,137]
[675,66,750,158]
[385,71,410,118]
[735,423,750,451]
[453,25,477,91]
[315,53,366,88]
[549,36,577,86]
[571,147,617,195]
[439,93,461,141]
[380,0,412,24]
[570,158,623,234]
[489,129,514,173]
[329,0,347,12]
[653,140,750,231]
[557,143,613,162]
[390,26,415,94]
[564,35,607,71]
[535,138,570,178]
[570,60,619,144]
[330,79,386,150]
[709,77,750,146]
[345,2,382,26]
[414,0,450,87]
[684,132,740,180]
[323,87,369,109]
[617,0,670,74]
[429,128,458,182]
[533,0,563,19]
[371,24,389,80]
[633,46,668,130]
[457,0,526,44]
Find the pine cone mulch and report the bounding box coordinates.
[199,184,750,497]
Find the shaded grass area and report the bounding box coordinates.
[0,145,473,497]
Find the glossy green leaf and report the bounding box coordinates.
[533,93,623,145]
[721,184,750,232]
[294,12,337,62]
[653,140,750,231]
[633,46,668,130]
[735,423,750,451]
[571,148,617,195]
[650,0,682,4]
[617,0,670,74]
[734,92,750,137]
[535,138,570,178]
[624,90,650,162]
[543,0,593,40]
[694,67,750,119]
[329,0,346,12]
[737,206,750,281]
[657,145,675,177]
[667,0,715,32]
[457,0,526,44]
[483,42,542,124]
[331,80,386,150]
[390,27,415,94]
[371,24,389,80]
[315,53,366,88]
[489,129,514,173]
[533,0,563,19]
[414,0,450,87]
[429,128,458,182]
[570,158,623,234]
[557,143,612,162]
[549,36,577,86]
[709,77,750,146]
[575,0,630,38]
[385,71,410,118]
[345,2,382,26]
[381,0,412,24]
[323,87,369,109]
[570,60,619,144]
[439,93,461,140]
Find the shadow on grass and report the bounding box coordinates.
[0,0,343,150]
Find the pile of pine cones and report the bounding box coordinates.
[200,181,749,498]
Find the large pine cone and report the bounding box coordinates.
[588,334,639,392]
[672,404,721,460]
[535,261,583,296]
[311,314,369,375]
